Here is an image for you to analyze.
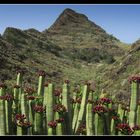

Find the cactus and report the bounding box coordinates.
[128,75,140,128]
[72,102,80,134]
[0,85,6,135]
[0,72,140,136]
[55,112,63,135]
[4,93,13,135]
[94,113,104,135]
[62,80,72,135]
[37,70,46,96]
[46,83,54,131]
[75,84,89,133]
[86,92,94,135]
[33,98,44,135]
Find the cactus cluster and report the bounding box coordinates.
[0,72,139,135]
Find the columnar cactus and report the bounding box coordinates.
[46,83,54,131]
[33,99,44,135]
[4,93,13,135]
[128,75,140,128]
[86,91,94,135]
[37,70,46,96]
[93,105,107,135]
[75,84,89,133]
[0,84,6,135]
[62,80,72,135]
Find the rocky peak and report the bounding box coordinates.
[47,8,89,33]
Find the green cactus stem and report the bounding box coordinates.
[46,83,54,131]
[72,102,80,134]
[17,126,22,136]
[137,103,140,125]
[117,103,124,122]
[37,75,45,97]
[94,113,104,135]
[34,112,43,135]
[55,112,63,135]
[129,78,139,128]
[33,99,44,135]
[86,92,94,135]
[0,88,6,135]
[86,103,93,135]
[75,84,89,134]
[62,81,72,135]
[5,98,13,135]
[13,86,21,114]
[48,128,53,135]
[16,72,22,86]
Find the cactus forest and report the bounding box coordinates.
[0,69,140,136]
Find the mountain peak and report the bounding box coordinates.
[46,8,89,33]
[62,8,76,14]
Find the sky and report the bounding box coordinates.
[0,4,140,44]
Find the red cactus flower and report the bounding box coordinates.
[87,99,94,104]
[4,93,14,101]
[44,83,49,87]
[48,121,57,128]
[0,96,5,100]
[24,87,35,95]
[53,104,67,114]
[132,125,140,130]
[77,123,86,135]
[37,70,46,77]
[16,68,25,74]
[64,80,70,84]
[56,118,64,123]
[128,75,140,83]
[0,83,7,89]
[13,85,20,89]
[76,97,82,104]
[54,88,61,96]
[22,121,32,128]
[70,98,77,104]
[33,105,45,113]
[112,116,120,120]
[116,123,134,135]
[16,120,32,128]
[26,95,35,100]
[93,105,107,114]
[100,97,112,105]
[15,114,26,121]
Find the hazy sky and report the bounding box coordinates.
[0,4,140,43]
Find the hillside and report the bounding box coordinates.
[0,27,96,87]
[1,8,138,98]
[93,39,140,100]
